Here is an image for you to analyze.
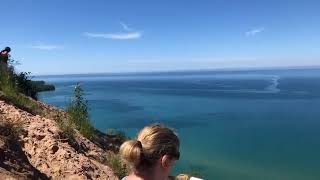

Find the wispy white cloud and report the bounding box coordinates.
[30,43,62,50]
[84,32,142,40]
[245,27,265,36]
[84,22,142,40]
[120,22,132,31]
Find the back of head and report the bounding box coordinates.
[120,124,180,174]
[4,47,11,53]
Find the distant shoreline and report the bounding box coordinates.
[35,65,320,77]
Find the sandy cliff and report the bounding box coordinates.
[0,97,121,179]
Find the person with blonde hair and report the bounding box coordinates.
[120,124,180,180]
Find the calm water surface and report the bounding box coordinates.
[37,69,320,180]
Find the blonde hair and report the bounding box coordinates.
[120,124,180,173]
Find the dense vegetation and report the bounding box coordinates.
[2,59,54,98]
[30,80,55,92]
[0,64,41,115]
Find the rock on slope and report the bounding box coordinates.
[0,99,119,180]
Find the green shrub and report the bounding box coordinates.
[0,59,39,100]
[0,65,42,115]
[106,128,129,143]
[103,152,127,178]
[114,130,128,142]
[0,65,16,94]
[57,113,75,139]
[13,71,38,100]
[30,80,55,92]
[66,84,94,140]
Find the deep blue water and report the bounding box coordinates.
[37,69,320,180]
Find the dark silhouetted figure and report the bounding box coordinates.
[0,47,11,66]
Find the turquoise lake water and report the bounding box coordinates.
[37,69,320,180]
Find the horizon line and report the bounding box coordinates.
[34,65,320,77]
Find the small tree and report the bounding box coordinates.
[66,84,94,139]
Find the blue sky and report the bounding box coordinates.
[1,0,320,75]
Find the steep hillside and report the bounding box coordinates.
[0,94,123,179]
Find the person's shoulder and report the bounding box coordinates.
[121,176,127,180]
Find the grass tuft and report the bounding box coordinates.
[103,151,128,178]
